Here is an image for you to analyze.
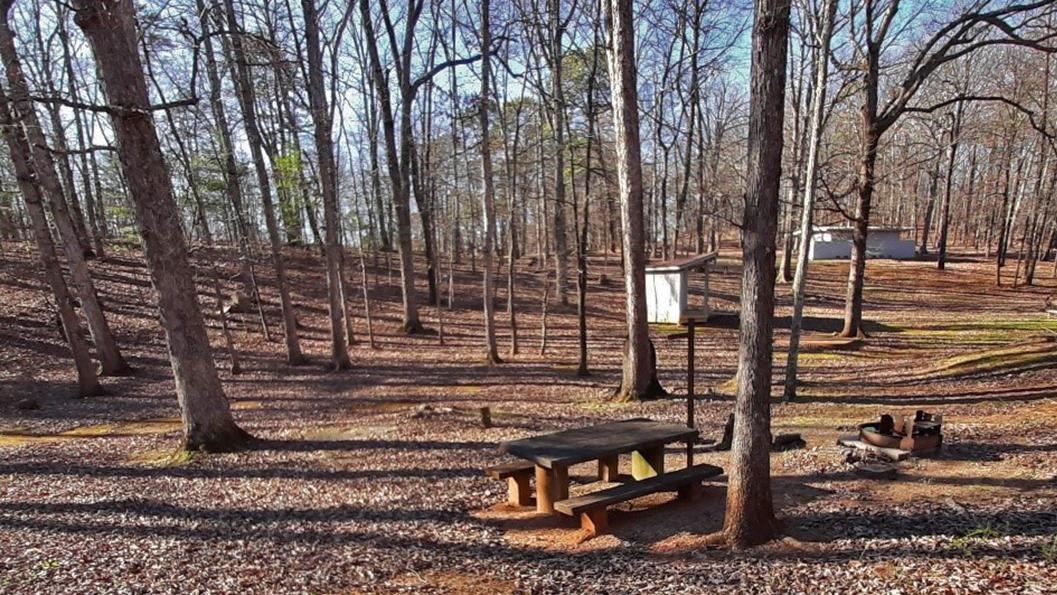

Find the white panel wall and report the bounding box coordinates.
[809,240,852,260]
[809,234,916,260]
[866,237,916,259]
[646,271,687,324]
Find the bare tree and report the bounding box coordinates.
[197,0,269,339]
[838,0,1057,337]
[357,0,427,332]
[74,0,250,451]
[221,0,306,364]
[141,38,243,376]
[722,0,789,548]
[0,82,102,397]
[0,6,130,376]
[604,0,661,401]
[937,104,966,270]
[302,0,352,369]
[31,7,94,259]
[478,0,502,365]
[783,0,837,402]
[56,5,105,258]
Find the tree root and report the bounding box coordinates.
[183,423,254,454]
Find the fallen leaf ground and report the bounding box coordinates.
[1,241,1056,594]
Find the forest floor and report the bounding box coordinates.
[1,240,1056,594]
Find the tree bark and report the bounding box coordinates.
[783,0,837,402]
[723,0,789,548]
[478,0,501,365]
[199,0,268,339]
[141,36,243,377]
[918,162,940,255]
[673,3,702,257]
[302,0,352,370]
[358,0,423,332]
[0,83,102,397]
[57,7,105,258]
[605,0,661,401]
[0,10,130,376]
[33,11,94,260]
[75,0,249,451]
[221,0,305,363]
[549,0,570,305]
[937,107,963,271]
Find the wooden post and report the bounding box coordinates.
[686,317,695,467]
[580,509,608,536]
[535,465,553,513]
[597,455,619,482]
[703,263,711,318]
[554,465,569,501]
[631,446,664,479]
[507,474,530,507]
[535,464,569,513]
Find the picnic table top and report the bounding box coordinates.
[500,418,698,469]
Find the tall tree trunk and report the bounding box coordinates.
[783,0,837,402]
[0,11,130,376]
[841,127,878,338]
[723,0,789,548]
[937,107,963,270]
[536,111,547,269]
[221,0,305,363]
[199,0,268,339]
[42,100,92,253]
[918,163,940,255]
[549,0,570,305]
[605,0,661,401]
[1024,54,1052,285]
[507,188,520,356]
[779,49,808,284]
[302,0,351,370]
[57,7,105,258]
[29,14,93,259]
[478,0,501,365]
[365,90,390,251]
[74,0,249,451]
[410,142,439,305]
[0,83,102,397]
[34,9,95,260]
[358,0,423,333]
[575,11,602,377]
[674,4,702,257]
[88,120,110,240]
[497,78,526,358]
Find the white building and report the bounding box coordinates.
[801,226,915,261]
[645,252,717,324]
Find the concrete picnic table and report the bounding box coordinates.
[500,418,699,513]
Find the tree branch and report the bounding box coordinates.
[29,94,198,115]
[410,36,510,93]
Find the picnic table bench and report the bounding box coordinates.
[484,461,535,506]
[492,418,720,535]
[554,463,722,534]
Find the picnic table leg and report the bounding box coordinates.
[535,465,569,513]
[631,446,665,480]
[597,455,619,482]
[507,474,531,507]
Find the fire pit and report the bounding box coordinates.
[859,410,943,454]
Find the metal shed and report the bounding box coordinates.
[799,226,915,260]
